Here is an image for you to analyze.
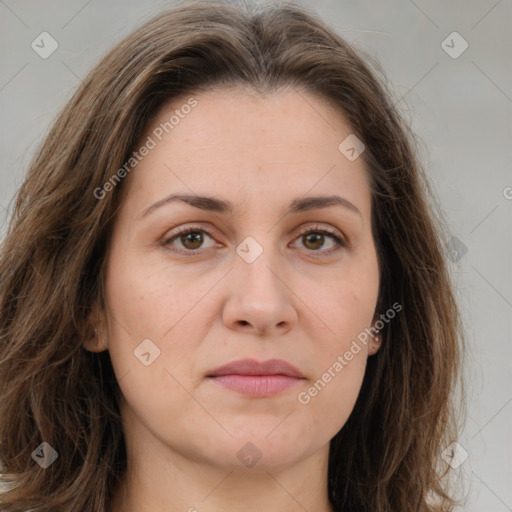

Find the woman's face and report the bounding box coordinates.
[90,86,381,471]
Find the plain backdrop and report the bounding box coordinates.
[0,1,511,510]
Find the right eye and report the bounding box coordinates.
[162,226,218,255]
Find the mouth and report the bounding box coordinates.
[206,358,306,397]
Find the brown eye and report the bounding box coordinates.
[292,226,345,255]
[302,232,325,250]
[163,227,217,254]
[180,231,204,250]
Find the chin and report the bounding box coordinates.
[196,429,316,472]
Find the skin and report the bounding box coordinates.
[85,85,381,512]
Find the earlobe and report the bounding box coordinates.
[367,313,384,356]
[83,327,108,353]
[368,333,381,356]
[83,302,109,353]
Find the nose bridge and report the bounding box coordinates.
[234,233,284,301]
[222,232,297,335]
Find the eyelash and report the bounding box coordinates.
[161,224,346,257]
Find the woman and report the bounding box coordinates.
[0,0,466,510]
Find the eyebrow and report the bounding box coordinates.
[138,193,362,219]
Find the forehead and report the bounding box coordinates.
[121,86,372,219]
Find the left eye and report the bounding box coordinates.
[291,229,345,253]
[163,226,345,255]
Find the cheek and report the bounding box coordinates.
[102,254,203,445]
[104,246,207,341]
[298,356,367,440]
[102,247,214,409]
[305,259,379,358]
[294,251,378,431]
[295,310,370,442]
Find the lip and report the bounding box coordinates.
[206,358,305,397]
[207,358,304,378]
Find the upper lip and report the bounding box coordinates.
[207,358,305,378]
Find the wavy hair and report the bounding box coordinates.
[0,0,466,510]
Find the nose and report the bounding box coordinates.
[222,248,298,337]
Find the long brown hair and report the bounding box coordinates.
[0,0,466,510]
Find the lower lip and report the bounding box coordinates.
[208,375,303,397]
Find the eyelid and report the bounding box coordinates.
[295,223,346,244]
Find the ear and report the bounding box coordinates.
[83,303,108,353]
[368,332,382,356]
[368,317,383,356]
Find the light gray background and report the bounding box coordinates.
[0,1,511,510]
